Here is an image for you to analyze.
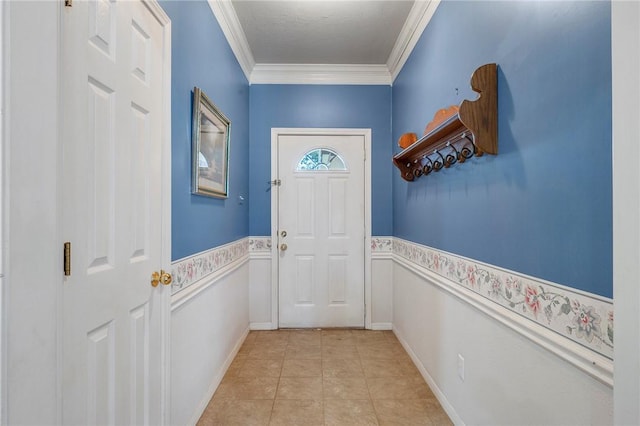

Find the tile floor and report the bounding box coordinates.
[197,329,453,426]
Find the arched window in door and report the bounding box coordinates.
[296,148,347,171]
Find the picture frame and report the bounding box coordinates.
[192,87,231,198]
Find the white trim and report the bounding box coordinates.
[393,254,614,388]
[393,325,464,426]
[250,64,391,86]
[170,256,249,313]
[363,130,372,329]
[187,326,249,426]
[612,2,640,424]
[270,131,279,329]
[55,3,63,424]
[372,252,393,260]
[370,323,393,331]
[249,322,276,331]
[206,0,254,81]
[248,252,271,260]
[0,2,8,423]
[147,1,173,423]
[387,0,441,82]
[271,128,373,329]
[142,0,170,25]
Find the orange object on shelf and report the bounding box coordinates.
[424,105,459,135]
[398,132,418,149]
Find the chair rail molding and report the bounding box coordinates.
[170,238,250,308]
[393,237,613,386]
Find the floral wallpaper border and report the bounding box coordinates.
[179,236,613,358]
[171,238,249,294]
[249,237,272,253]
[371,237,393,253]
[393,238,614,359]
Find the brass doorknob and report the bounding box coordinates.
[151,271,161,287]
[160,270,172,286]
[151,270,173,287]
[280,243,288,251]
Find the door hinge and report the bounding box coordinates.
[63,242,71,276]
[64,0,72,7]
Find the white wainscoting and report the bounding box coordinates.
[393,239,613,425]
[172,236,613,425]
[371,237,394,330]
[170,242,250,426]
[249,238,275,330]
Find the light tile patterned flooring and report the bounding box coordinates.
[197,329,453,426]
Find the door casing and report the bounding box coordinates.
[270,128,372,329]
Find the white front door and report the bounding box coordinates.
[61,1,169,424]
[276,133,366,328]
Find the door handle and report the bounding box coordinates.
[151,270,172,287]
[280,243,288,251]
[160,270,172,286]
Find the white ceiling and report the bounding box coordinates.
[209,0,441,84]
[231,1,415,65]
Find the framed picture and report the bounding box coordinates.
[192,87,230,198]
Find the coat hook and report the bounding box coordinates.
[460,133,476,161]
[422,156,433,176]
[445,141,458,168]
[433,149,445,171]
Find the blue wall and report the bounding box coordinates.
[393,1,612,297]
[161,1,250,261]
[249,85,393,236]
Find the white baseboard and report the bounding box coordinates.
[392,326,464,426]
[188,326,250,426]
[250,322,276,330]
[371,322,393,330]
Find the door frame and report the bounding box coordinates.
[150,2,172,423]
[0,2,6,423]
[270,128,372,329]
[612,2,640,423]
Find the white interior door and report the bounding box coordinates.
[61,1,169,424]
[277,133,365,328]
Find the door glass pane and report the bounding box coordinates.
[296,148,347,171]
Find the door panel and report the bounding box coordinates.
[278,134,365,328]
[61,1,167,424]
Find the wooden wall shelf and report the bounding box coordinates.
[393,63,498,181]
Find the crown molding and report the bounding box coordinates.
[207,0,255,81]
[387,0,441,83]
[250,63,392,85]
[208,0,439,85]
